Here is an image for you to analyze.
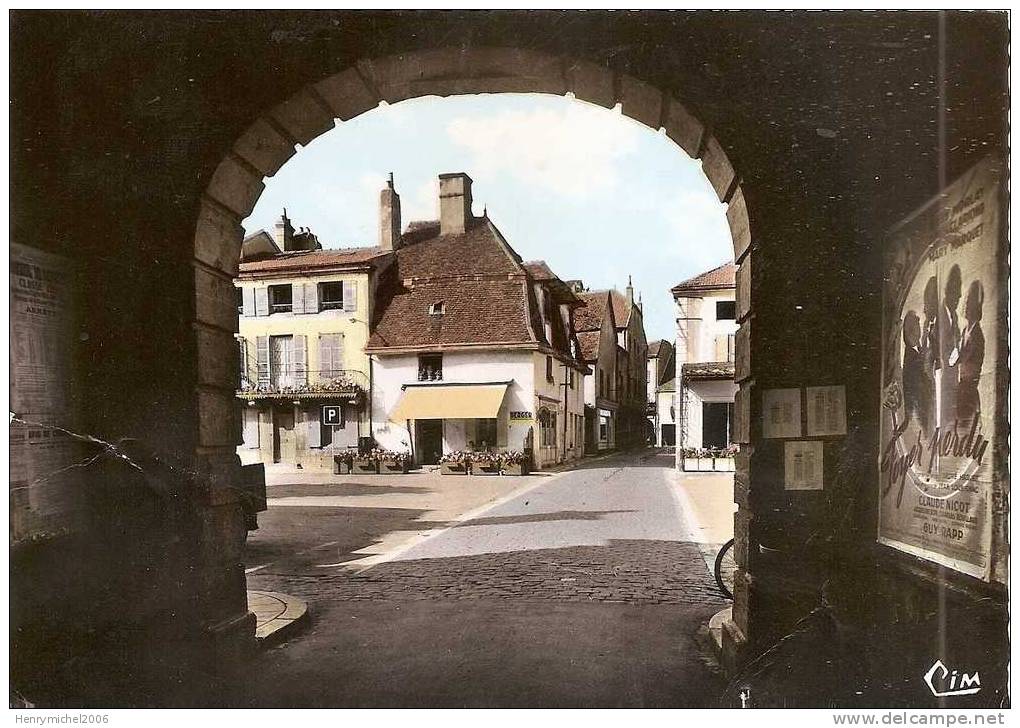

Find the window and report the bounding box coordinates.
[539,409,557,448]
[269,284,293,314]
[702,402,734,450]
[546,356,554,383]
[716,300,736,320]
[469,418,497,451]
[418,353,443,381]
[598,411,610,443]
[428,301,446,316]
[269,335,294,388]
[318,281,344,311]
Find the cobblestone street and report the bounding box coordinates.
[232,451,732,707]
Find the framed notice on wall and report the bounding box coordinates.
[877,157,1006,583]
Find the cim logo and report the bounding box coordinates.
[923,660,981,698]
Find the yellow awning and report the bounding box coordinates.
[389,383,509,422]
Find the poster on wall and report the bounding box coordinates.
[877,157,1004,583]
[10,243,83,543]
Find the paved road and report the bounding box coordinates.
[228,451,730,708]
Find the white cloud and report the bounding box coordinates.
[445,102,642,200]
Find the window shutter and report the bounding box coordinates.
[335,334,344,371]
[256,336,270,385]
[292,283,305,314]
[255,287,270,317]
[304,283,319,314]
[238,337,249,384]
[307,408,321,448]
[292,334,307,385]
[343,281,357,312]
[242,287,256,317]
[319,335,332,378]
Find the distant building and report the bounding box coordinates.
[366,173,588,470]
[574,288,619,451]
[234,209,394,469]
[646,339,677,447]
[610,281,650,450]
[671,262,737,469]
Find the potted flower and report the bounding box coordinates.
[499,450,530,476]
[438,451,469,475]
[380,450,412,474]
[352,449,381,474]
[471,451,500,476]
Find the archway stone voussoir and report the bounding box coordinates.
[618,74,664,130]
[663,98,704,160]
[232,117,297,178]
[701,134,738,203]
[207,155,265,218]
[194,201,244,277]
[268,87,337,146]
[727,186,751,262]
[564,58,615,109]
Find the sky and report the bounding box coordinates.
[243,93,733,343]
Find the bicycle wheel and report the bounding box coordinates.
[714,537,736,600]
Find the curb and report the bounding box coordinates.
[249,590,309,647]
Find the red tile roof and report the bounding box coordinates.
[608,289,632,330]
[366,216,584,370]
[395,218,521,279]
[574,290,611,332]
[671,261,736,293]
[577,330,601,361]
[238,246,390,275]
[682,361,735,380]
[648,339,666,358]
[368,278,535,349]
[523,260,555,281]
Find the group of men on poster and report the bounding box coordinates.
[901,264,985,440]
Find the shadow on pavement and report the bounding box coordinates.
[454,509,638,528]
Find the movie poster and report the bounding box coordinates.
[877,157,1003,582]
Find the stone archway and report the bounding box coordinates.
[192,45,755,660]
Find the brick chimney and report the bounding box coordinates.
[439,172,473,235]
[380,173,402,251]
[274,208,295,251]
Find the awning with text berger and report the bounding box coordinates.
[388,382,510,422]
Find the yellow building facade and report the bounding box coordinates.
[235,242,392,469]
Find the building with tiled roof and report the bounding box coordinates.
[572,278,649,451]
[670,261,737,294]
[671,259,738,470]
[233,208,397,470]
[647,339,677,447]
[367,173,588,470]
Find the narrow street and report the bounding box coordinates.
[230,451,732,708]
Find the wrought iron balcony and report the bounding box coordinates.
[237,368,368,401]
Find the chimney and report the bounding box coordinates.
[274,208,294,251]
[439,172,473,235]
[380,173,402,251]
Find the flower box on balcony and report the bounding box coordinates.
[352,458,380,474]
[440,462,468,476]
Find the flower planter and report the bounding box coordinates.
[380,459,410,474]
[501,463,530,476]
[440,462,468,475]
[471,460,500,476]
[333,457,352,475]
[352,458,380,474]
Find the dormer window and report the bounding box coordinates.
[429,301,446,316]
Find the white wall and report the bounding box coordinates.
[371,350,536,455]
[675,288,737,364]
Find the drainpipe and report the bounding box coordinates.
[562,362,570,463]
